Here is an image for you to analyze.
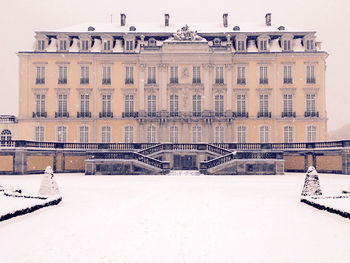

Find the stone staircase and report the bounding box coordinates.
[167,170,203,176]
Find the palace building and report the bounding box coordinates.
[15,13,328,144]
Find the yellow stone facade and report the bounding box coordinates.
[16,14,328,143]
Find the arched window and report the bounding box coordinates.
[1,129,12,146]
[148,38,156,46]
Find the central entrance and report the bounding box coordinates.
[173,155,197,170]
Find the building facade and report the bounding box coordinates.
[16,13,328,143]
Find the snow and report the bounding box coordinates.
[269,38,282,52]
[1,173,350,263]
[0,194,47,215]
[305,195,350,213]
[247,39,258,52]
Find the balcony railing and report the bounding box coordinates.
[192,79,201,84]
[214,112,224,117]
[192,112,202,117]
[233,112,249,118]
[147,112,157,117]
[257,112,272,118]
[215,79,224,85]
[77,112,91,118]
[304,111,319,118]
[125,79,134,85]
[55,112,69,118]
[122,112,139,118]
[80,78,89,84]
[283,78,293,84]
[169,112,179,117]
[35,78,45,84]
[237,79,246,85]
[32,112,47,118]
[147,79,156,84]
[102,79,111,85]
[282,112,296,118]
[58,79,67,84]
[259,79,269,84]
[169,78,178,84]
[99,112,113,118]
[306,78,316,84]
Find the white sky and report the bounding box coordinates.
[0,0,349,132]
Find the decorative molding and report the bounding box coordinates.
[121,88,137,95]
[54,88,70,94]
[139,64,147,71]
[256,88,272,94]
[77,88,93,94]
[181,67,189,78]
[98,88,115,95]
[32,88,48,94]
[280,87,297,94]
[202,63,213,69]
[303,87,320,93]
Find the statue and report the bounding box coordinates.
[172,25,203,41]
[38,166,60,196]
[301,166,322,196]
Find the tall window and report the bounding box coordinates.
[306,94,317,116]
[125,40,134,51]
[306,65,315,84]
[35,94,46,117]
[81,40,89,51]
[37,40,45,51]
[215,66,224,84]
[306,39,314,50]
[283,65,293,84]
[102,66,111,85]
[147,95,156,117]
[237,66,246,84]
[80,94,90,114]
[236,94,246,114]
[1,129,12,146]
[101,126,111,143]
[170,126,179,143]
[192,126,201,143]
[102,95,112,114]
[35,126,45,142]
[59,40,67,51]
[307,125,317,142]
[147,66,156,84]
[103,40,111,51]
[237,40,245,51]
[237,126,247,143]
[80,66,89,84]
[124,95,134,116]
[259,94,269,117]
[259,66,268,84]
[147,125,156,143]
[259,40,267,51]
[58,65,67,84]
[215,95,224,117]
[283,40,291,51]
[36,66,45,84]
[57,94,68,116]
[283,94,293,116]
[192,66,201,84]
[215,126,224,143]
[284,126,294,143]
[170,94,179,117]
[124,126,134,143]
[79,126,89,143]
[125,66,134,84]
[192,95,201,117]
[170,66,178,84]
[57,126,67,142]
[259,126,270,143]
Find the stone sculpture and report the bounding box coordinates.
[38,166,60,196]
[301,166,322,196]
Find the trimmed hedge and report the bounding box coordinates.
[301,198,350,220]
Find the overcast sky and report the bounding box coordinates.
[0,0,349,132]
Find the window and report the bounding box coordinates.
[170,94,179,117]
[259,94,269,117]
[215,126,224,143]
[57,126,67,142]
[125,66,134,84]
[35,126,45,142]
[259,126,270,143]
[237,66,246,84]
[59,40,67,51]
[37,40,45,51]
[306,39,314,50]
[35,66,45,84]
[192,95,201,117]
[125,40,134,51]
[124,126,134,143]
[215,66,224,84]
[236,94,246,114]
[147,125,156,143]
[147,66,156,84]
[102,66,111,85]
[101,126,111,143]
[147,95,156,117]
[57,94,68,117]
[259,66,268,84]
[1,129,12,146]
[306,65,315,84]
[58,65,67,84]
[102,94,112,114]
[237,126,247,143]
[35,94,46,116]
[80,94,90,117]
[192,126,201,143]
[79,126,89,143]
[81,40,89,51]
[259,40,267,51]
[283,40,291,51]
[307,125,317,142]
[170,126,179,143]
[80,66,89,84]
[237,40,245,51]
[215,95,224,117]
[148,38,156,46]
[283,94,293,117]
[103,40,111,51]
[170,66,178,84]
[284,126,294,143]
[306,94,317,116]
[124,95,134,116]
[192,66,201,84]
[283,65,293,84]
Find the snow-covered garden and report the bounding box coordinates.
[1,172,350,263]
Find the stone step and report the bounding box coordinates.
[167,170,202,176]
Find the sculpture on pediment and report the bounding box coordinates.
[172,25,203,41]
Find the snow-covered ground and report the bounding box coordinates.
[1,173,350,263]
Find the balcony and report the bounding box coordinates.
[147,79,156,85]
[35,78,45,84]
[237,79,246,85]
[304,111,319,118]
[102,79,111,85]
[259,79,269,85]
[282,112,296,118]
[306,78,316,84]
[257,112,272,118]
[147,112,157,117]
[80,78,89,85]
[58,79,67,84]
[192,79,201,84]
[32,112,47,118]
[233,112,249,118]
[125,79,134,85]
[192,112,202,117]
[55,112,69,118]
[99,112,113,118]
[215,79,224,85]
[77,112,91,118]
[122,112,139,118]
[283,78,293,84]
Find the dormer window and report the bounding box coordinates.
[213,38,221,46]
[258,34,270,52]
[283,40,291,51]
[103,40,111,51]
[235,35,247,52]
[37,40,45,51]
[126,40,134,51]
[281,34,293,52]
[81,40,89,51]
[260,40,268,51]
[148,38,156,46]
[237,40,245,51]
[306,39,314,50]
[59,40,67,51]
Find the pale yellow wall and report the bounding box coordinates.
[0,156,13,172]
[284,155,305,170]
[65,155,86,170]
[316,155,342,171]
[27,155,54,171]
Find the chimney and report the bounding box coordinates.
[265,13,271,26]
[120,13,126,26]
[165,13,170,27]
[223,13,228,27]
